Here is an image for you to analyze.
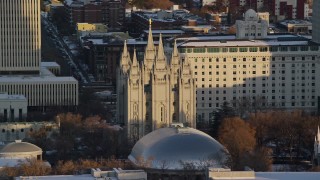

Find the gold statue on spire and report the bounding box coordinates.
[149,18,152,26]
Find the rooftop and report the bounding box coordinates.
[0,140,41,154]
[0,93,26,101]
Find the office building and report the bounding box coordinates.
[0,0,78,111]
[177,9,320,123]
[313,0,320,44]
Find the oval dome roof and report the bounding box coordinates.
[128,127,228,170]
[245,9,258,21]
[0,141,42,154]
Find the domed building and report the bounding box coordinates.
[129,126,228,178]
[236,9,268,39]
[0,140,42,160]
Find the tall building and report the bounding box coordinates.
[0,0,41,74]
[117,25,196,141]
[313,0,320,44]
[177,9,320,123]
[64,0,125,31]
[0,0,78,117]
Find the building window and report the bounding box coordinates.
[229,47,238,52]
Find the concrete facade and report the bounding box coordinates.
[0,0,41,74]
[177,9,320,123]
[313,0,320,44]
[0,121,59,142]
[0,0,78,108]
[117,27,196,141]
[0,93,27,122]
[236,9,268,39]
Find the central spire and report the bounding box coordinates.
[146,18,154,51]
[157,34,165,61]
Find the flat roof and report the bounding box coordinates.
[0,75,77,83]
[144,30,184,34]
[0,93,26,101]
[14,172,320,180]
[180,40,309,47]
[41,62,60,68]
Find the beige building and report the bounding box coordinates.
[0,140,42,160]
[117,26,196,141]
[177,9,320,123]
[0,0,78,108]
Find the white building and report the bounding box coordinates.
[0,0,78,109]
[0,93,27,122]
[117,25,196,141]
[236,9,268,39]
[0,121,59,142]
[177,9,320,123]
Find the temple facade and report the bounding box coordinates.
[117,26,196,141]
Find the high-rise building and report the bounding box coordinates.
[0,0,41,74]
[313,0,320,43]
[117,25,196,141]
[177,9,320,123]
[0,0,78,117]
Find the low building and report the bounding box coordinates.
[0,140,42,160]
[278,20,312,34]
[41,62,61,76]
[0,121,59,142]
[81,33,157,84]
[131,7,207,35]
[63,0,125,31]
[15,168,147,180]
[77,23,108,38]
[0,93,27,122]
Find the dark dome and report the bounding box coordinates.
[0,141,41,154]
[128,127,228,170]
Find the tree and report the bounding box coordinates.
[210,101,236,138]
[55,160,77,175]
[218,117,256,170]
[18,159,51,176]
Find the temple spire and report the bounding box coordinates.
[172,40,178,57]
[120,40,130,67]
[146,18,154,51]
[157,34,165,61]
[171,40,180,66]
[132,48,138,66]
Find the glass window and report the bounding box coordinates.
[239,47,248,52]
[259,47,268,52]
[222,48,228,52]
[290,46,298,51]
[229,47,238,52]
[270,46,278,52]
[280,46,288,51]
[311,46,319,51]
[187,48,192,53]
[249,47,258,52]
[300,46,308,51]
[193,48,205,53]
[208,47,220,53]
[179,48,186,53]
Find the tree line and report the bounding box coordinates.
[210,102,320,171]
